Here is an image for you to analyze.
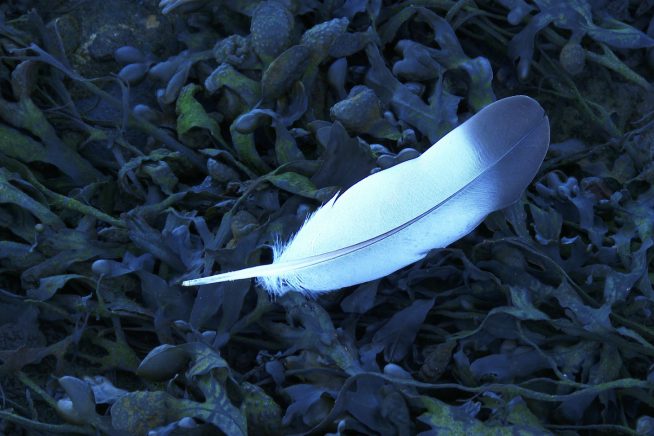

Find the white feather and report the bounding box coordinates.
[183,95,550,295]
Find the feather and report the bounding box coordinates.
[183,95,550,295]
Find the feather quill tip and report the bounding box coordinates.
[181,236,301,295]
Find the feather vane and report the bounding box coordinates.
[183,96,550,295]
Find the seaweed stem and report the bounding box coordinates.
[0,410,94,434]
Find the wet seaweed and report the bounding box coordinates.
[0,0,653,435]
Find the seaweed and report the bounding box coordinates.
[0,0,652,435]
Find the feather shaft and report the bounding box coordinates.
[184,95,550,294]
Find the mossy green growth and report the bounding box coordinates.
[0,124,47,163]
[241,382,282,436]
[418,396,548,435]
[176,83,227,148]
[205,63,261,108]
